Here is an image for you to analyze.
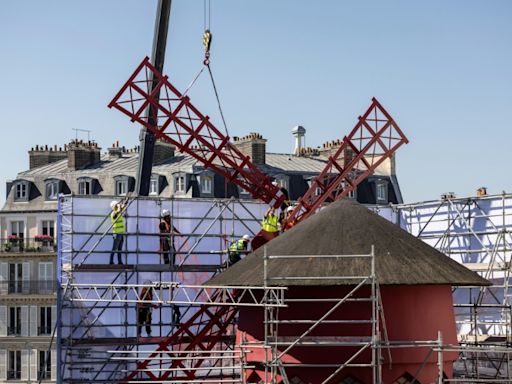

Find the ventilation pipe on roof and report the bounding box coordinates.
[292,125,306,156]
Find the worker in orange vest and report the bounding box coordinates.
[159,209,180,266]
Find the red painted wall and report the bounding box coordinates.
[237,285,458,383]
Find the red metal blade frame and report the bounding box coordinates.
[109,57,286,209]
[286,98,408,226]
[122,296,239,382]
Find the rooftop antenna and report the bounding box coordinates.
[72,128,92,141]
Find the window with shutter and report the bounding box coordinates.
[7,264,22,294]
[7,350,21,380]
[39,307,52,335]
[38,262,53,294]
[7,307,21,336]
[38,350,51,380]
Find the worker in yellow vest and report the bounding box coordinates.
[261,207,280,233]
[222,234,251,268]
[110,200,126,264]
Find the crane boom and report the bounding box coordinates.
[135,0,172,196]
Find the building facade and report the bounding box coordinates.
[0,132,403,382]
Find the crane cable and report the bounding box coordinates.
[183,0,230,138]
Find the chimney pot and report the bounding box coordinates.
[232,132,267,165]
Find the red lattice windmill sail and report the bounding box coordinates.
[285,97,409,227]
[109,57,408,381]
[109,56,286,209]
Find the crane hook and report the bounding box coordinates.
[203,29,212,65]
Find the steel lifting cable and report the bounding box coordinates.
[206,62,230,138]
[187,0,231,138]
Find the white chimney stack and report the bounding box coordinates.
[292,125,306,155]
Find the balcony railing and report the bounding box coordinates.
[38,325,53,336]
[7,326,21,336]
[1,280,57,295]
[7,370,21,379]
[1,237,56,253]
[38,370,51,380]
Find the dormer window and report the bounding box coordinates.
[201,175,213,194]
[149,175,159,196]
[173,173,187,194]
[77,177,93,195]
[341,180,356,199]
[14,181,28,201]
[274,174,289,191]
[45,180,60,200]
[114,175,135,196]
[116,179,127,196]
[239,187,251,198]
[376,180,388,203]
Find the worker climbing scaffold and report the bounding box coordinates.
[136,281,157,337]
[221,234,251,268]
[109,199,127,264]
[159,208,180,266]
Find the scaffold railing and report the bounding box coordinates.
[64,282,286,307]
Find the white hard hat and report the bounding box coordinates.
[110,201,118,209]
[242,234,251,241]
[286,205,294,212]
[161,209,170,217]
[271,181,278,187]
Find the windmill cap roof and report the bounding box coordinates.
[206,199,490,287]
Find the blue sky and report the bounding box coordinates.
[0,1,511,204]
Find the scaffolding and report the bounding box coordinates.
[255,247,386,384]
[374,192,512,380]
[57,195,267,383]
[57,193,512,382]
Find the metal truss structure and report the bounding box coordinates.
[287,98,408,226]
[108,57,408,234]
[374,192,512,381]
[65,283,286,308]
[58,194,512,382]
[108,57,286,209]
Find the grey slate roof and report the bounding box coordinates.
[206,199,490,287]
[3,151,332,211]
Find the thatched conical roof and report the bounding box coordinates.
[207,199,489,286]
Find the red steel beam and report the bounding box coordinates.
[109,57,286,209]
[122,294,239,382]
[285,97,408,226]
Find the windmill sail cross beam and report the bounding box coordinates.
[287,99,408,225]
[109,57,285,208]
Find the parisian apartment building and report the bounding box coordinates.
[0,129,403,382]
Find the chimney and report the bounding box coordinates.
[108,141,123,160]
[28,144,68,169]
[319,139,343,157]
[477,187,487,197]
[67,139,101,170]
[292,125,306,156]
[232,132,267,165]
[153,140,175,164]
